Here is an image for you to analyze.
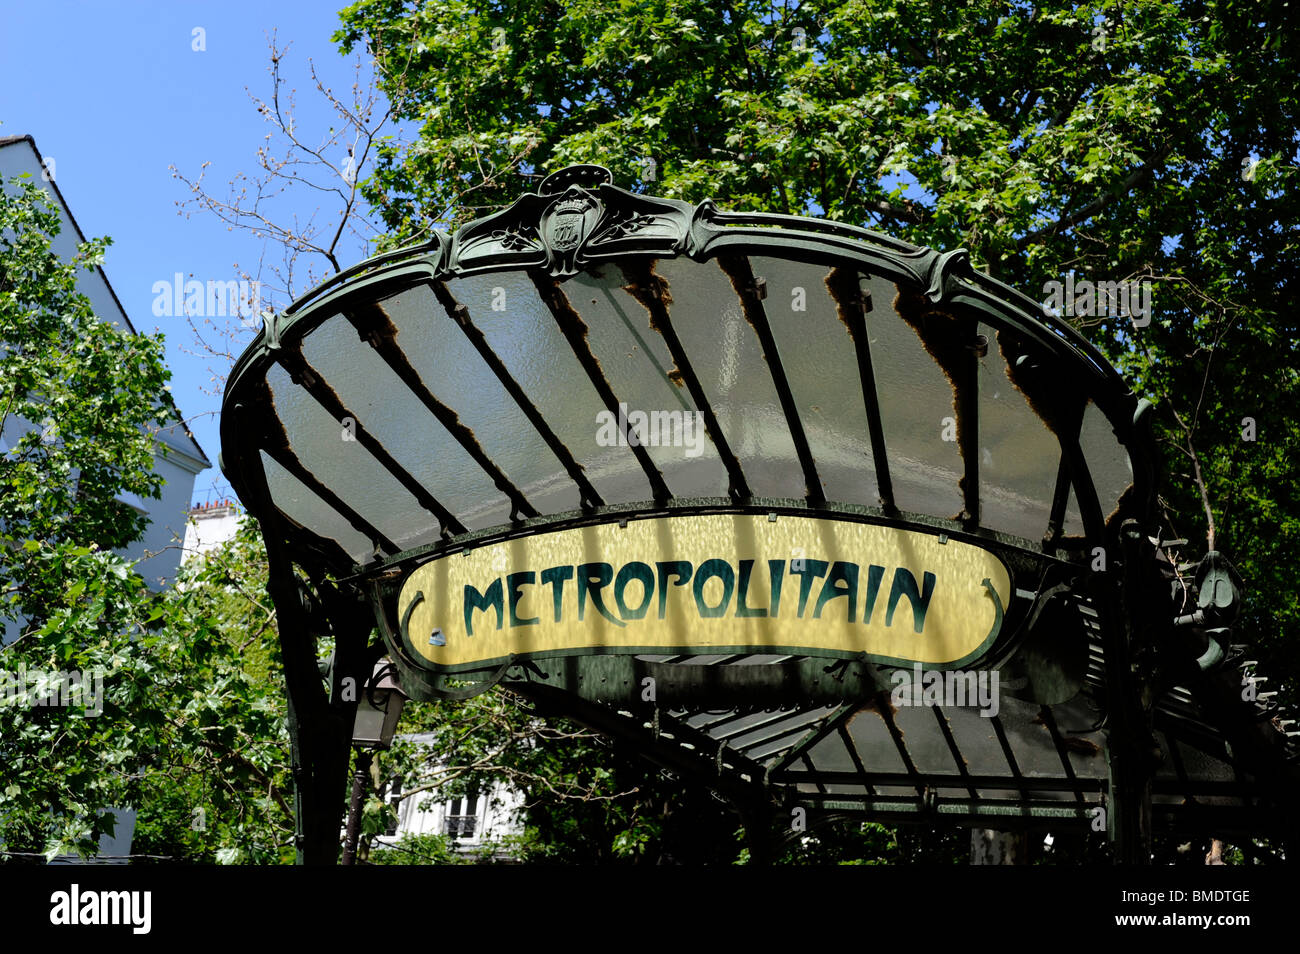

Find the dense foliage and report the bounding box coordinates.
[1,175,175,858]
[0,177,291,862]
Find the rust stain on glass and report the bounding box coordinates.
[530,271,671,503]
[619,258,753,501]
[425,279,604,511]
[893,286,981,527]
[347,301,538,522]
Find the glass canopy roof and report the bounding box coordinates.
[232,251,1136,566]
[221,165,1297,858]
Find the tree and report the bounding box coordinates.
[131,516,295,864]
[0,174,293,863]
[169,31,393,319]
[1,173,171,857]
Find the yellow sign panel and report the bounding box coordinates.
[397,513,1010,672]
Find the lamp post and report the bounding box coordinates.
[342,659,406,865]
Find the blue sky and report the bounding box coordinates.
[1,1,393,506]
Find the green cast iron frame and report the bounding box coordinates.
[220,166,1295,864]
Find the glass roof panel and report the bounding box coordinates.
[863,275,965,520]
[842,703,912,776]
[359,286,584,516]
[991,696,1078,779]
[443,270,658,505]
[931,696,1019,779]
[265,364,441,550]
[1045,696,1108,780]
[259,450,373,561]
[799,727,864,777]
[725,710,830,756]
[566,266,729,498]
[749,257,881,508]
[890,704,965,776]
[652,257,803,498]
[299,304,539,528]
[1079,400,1134,520]
[1162,734,1239,784]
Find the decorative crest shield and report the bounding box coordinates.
[539,185,602,276]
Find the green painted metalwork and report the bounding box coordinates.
[219,165,1300,865]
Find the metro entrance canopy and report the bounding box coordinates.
[220,165,1298,864]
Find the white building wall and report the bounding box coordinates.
[179,502,242,564]
[374,732,525,859]
[124,443,211,589]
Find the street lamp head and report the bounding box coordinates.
[351,659,406,750]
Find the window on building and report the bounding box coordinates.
[444,792,479,839]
